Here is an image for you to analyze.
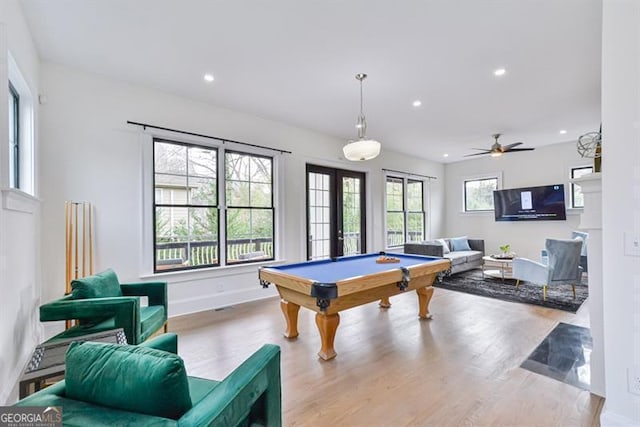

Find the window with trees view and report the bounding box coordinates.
[153,139,274,272]
[464,177,498,211]
[571,166,593,208]
[225,151,274,264]
[386,176,425,247]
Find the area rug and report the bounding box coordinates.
[520,322,592,390]
[433,269,588,312]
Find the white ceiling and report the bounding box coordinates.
[19,0,602,163]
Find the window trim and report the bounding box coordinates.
[8,82,20,189]
[147,134,277,275]
[461,172,503,214]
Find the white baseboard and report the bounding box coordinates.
[168,286,278,318]
[601,404,640,427]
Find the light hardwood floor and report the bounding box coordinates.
[170,284,604,426]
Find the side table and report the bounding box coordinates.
[482,255,515,281]
[19,328,127,398]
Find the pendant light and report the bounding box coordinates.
[343,73,381,161]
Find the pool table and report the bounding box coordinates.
[259,252,451,360]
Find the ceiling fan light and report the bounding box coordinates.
[491,151,502,158]
[343,139,381,161]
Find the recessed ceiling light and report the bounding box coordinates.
[559,129,567,134]
[412,100,422,107]
[203,74,215,83]
[443,153,449,158]
[494,68,506,76]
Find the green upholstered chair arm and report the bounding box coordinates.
[120,281,167,308]
[39,297,141,344]
[138,332,178,354]
[178,344,282,427]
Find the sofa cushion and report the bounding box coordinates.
[65,341,192,420]
[16,393,175,426]
[436,239,451,254]
[464,251,484,263]
[444,252,469,266]
[450,236,472,251]
[71,269,123,299]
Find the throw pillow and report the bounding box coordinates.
[436,238,451,254]
[450,236,472,251]
[71,269,123,299]
[65,341,192,420]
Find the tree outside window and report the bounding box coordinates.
[464,177,498,211]
[153,141,275,272]
[154,140,218,271]
[225,151,274,264]
[386,176,425,247]
[386,177,404,246]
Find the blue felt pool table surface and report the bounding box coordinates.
[267,252,441,284]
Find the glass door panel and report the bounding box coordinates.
[306,165,365,260]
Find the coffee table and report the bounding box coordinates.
[482,255,515,281]
[19,328,127,398]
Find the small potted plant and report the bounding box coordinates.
[499,244,511,258]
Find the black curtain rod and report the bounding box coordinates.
[126,121,292,155]
[382,168,437,180]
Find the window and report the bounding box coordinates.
[7,53,35,195]
[153,139,274,272]
[154,140,219,271]
[407,180,424,243]
[571,166,593,208]
[464,177,498,211]
[225,151,274,264]
[385,176,425,247]
[8,83,19,189]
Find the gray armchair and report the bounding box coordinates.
[512,238,583,300]
[571,230,588,272]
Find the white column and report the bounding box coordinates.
[571,172,604,397]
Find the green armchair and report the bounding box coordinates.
[40,269,167,345]
[14,334,282,427]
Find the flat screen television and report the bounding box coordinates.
[493,184,567,221]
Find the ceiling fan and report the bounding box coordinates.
[465,133,535,157]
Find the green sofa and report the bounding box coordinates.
[15,333,282,426]
[39,269,167,345]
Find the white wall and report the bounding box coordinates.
[600,0,640,424]
[444,141,587,259]
[0,0,42,405]
[38,62,445,327]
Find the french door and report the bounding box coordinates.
[306,165,366,260]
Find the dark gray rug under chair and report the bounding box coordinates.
[433,269,588,313]
[520,322,593,390]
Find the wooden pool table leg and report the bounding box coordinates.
[315,313,340,360]
[379,297,392,308]
[280,300,300,339]
[416,286,434,319]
